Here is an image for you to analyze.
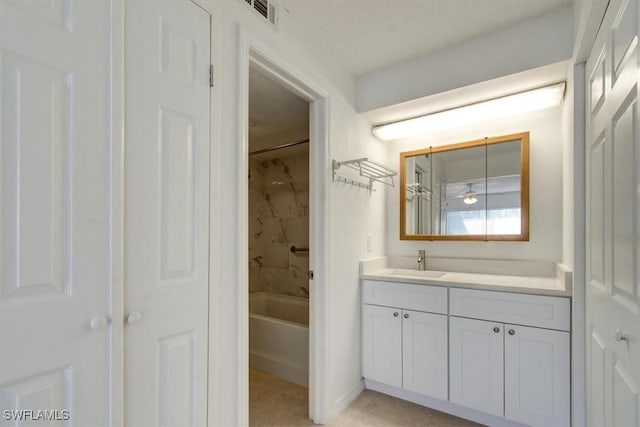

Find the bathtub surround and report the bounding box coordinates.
[249,148,310,299]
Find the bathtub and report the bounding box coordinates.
[249,292,309,387]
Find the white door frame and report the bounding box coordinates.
[571,2,612,426]
[109,0,125,424]
[237,28,331,424]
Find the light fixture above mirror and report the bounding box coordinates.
[373,82,565,141]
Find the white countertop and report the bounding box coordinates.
[360,257,572,297]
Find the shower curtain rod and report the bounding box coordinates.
[248,138,309,156]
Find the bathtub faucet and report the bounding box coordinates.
[417,250,426,271]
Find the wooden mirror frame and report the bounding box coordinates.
[399,132,530,241]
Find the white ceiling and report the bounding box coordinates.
[248,1,572,153]
[279,0,571,76]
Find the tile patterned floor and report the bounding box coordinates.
[249,368,482,426]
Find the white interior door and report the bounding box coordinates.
[1,0,112,424]
[586,0,640,425]
[125,1,211,425]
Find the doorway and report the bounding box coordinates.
[238,43,331,424]
[247,65,310,424]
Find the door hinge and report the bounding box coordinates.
[309,270,314,280]
[209,64,214,88]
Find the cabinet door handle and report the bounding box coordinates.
[393,312,399,317]
[403,313,409,319]
[508,329,516,336]
[493,326,500,333]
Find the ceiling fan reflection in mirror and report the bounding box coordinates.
[447,181,517,206]
[462,184,478,205]
[447,183,479,205]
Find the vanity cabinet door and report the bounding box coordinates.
[362,304,402,388]
[504,324,570,427]
[402,310,448,400]
[450,316,504,417]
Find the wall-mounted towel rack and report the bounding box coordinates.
[406,182,431,201]
[290,245,309,254]
[332,158,397,192]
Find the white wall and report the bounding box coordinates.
[197,0,386,424]
[328,111,387,414]
[357,5,573,113]
[181,2,585,424]
[386,105,566,262]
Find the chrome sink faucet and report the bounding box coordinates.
[417,250,426,271]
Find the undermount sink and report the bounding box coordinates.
[380,268,446,279]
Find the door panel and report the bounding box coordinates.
[0,0,112,424]
[611,0,637,83]
[362,304,402,388]
[449,316,504,417]
[611,94,636,304]
[504,324,570,426]
[402,310,447,400]
[125,1,210,425]
[158,331,197,425]
[612,359,639,427]
[159,108,198,282]
[586,0,640,425]
[589,328,607,426]
[589,133,606,287]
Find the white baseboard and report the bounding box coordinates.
[329,379,365,422]
[365,380,527,427]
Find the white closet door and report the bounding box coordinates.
[125,1,211,425]
[0,0,112,424]
[586,0,640,426]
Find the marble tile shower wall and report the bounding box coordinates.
[249,149,309,298]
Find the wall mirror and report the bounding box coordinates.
[400,132,529,241]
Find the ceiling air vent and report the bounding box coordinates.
[242,0,277,26]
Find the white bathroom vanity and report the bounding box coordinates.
[360,256,572,427]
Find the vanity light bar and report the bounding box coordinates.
[372,82,566,141]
